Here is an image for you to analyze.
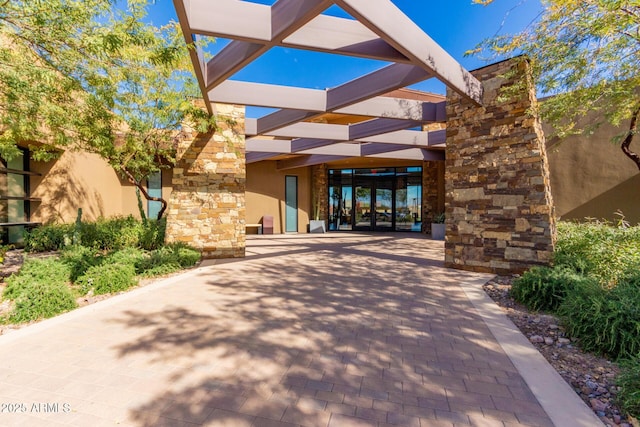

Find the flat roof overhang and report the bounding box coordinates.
[173,0,483,167]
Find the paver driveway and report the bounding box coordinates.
[0,233,596,426]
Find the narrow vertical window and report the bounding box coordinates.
[1,148,31,245]
[147,171,162,220]
[285,176,298,233]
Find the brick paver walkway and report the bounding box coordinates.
[0,233,558,426]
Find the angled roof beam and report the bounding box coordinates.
[246,120,350,140]
[355,129,429,145]
[204,0,333,90]
[427,129,447,146]
[349,118,421,140]
[335,0,483,105]
[172,1,212,114]
[276,155,350,170]
[283,15,408,63]
[257,63,432,134]
[336,99,445,122]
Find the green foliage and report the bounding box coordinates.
[511,266,596,312]
[2,257,75,323]
[554,220,640,286]
[60,245,103,282]
[617,356,640,419]
[3,258,71,300]
[24,223,74,252]
[135,242,200,276]
[0,0,216,211]
[9,281,77,323]
[76,262,137,296]
[471,1,640,169]
[558,271,640,360]
[0,244,13,264]
[24,216,167,252]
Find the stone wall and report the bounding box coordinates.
[166,104,246,258]
[422,160,444,234]
[311,164,328,224]
[445,58,556,274]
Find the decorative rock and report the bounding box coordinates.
[558,337,571,345]
[549,324,559,330]
[544,337,554,345]
[530,335,544,343]
[590,398,608,412]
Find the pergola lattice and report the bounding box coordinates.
[173,0,483,169]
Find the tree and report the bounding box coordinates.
[0,0,214,219]
[471,0,640,171]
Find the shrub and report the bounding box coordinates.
[24,223,73,252]
[554,220,640,287]
[139,218,166,250]
[558,271,640,360]
[135,242,200,275]
[9,281,77,323]
[76,262,137,295]
[105,247,146,266]
[510,266,595,312]
[60,245,103,282]
[78,216,142,250]
[617,356,640,419]
[3,257,71,300]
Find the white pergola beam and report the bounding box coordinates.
[290,139,337,152]
[187,0,272,41]
[247,152,283,163]
[276,155,350,170]
[209,81,327,111]
[335,0,483,105]
[366,148,445,161]
[349,118,421,140]
[246,138,292,153]
[298,143,361,156]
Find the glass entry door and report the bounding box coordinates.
[354,177,394,231]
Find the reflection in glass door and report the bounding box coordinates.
[354,185,371,228]
[375,178,393,230]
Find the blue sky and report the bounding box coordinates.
[146,0,542,116]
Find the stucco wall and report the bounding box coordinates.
[545,120,640,224]
[246,161,311,234]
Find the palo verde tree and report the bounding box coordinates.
[0,0,214,219]
[471,0,640,171]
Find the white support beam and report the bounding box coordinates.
[247,121,350,140]
[355,129,429,145]
[360,143,416,156]
[298,143,361,156]
[349,118,421,140]
[290,139,337,152]
[209,81,327,111]
[187,0,272,41]
[335,0,483,105]
[365,148,445,161]
[326,63,431,111]
[246,138,292,153]
[276,155,350,170]
[247,152,283,163]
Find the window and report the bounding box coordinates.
[285,176,298,232]
[147,171,162,220]
[1,148,39,245]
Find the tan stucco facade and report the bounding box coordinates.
[545,120,640,224]
[29,151,172,223]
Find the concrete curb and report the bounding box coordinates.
[459,277,604,427]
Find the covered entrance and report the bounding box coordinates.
[329,167,422,232]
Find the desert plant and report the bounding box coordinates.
[60,245,103,282]
[432,212,445,224]
[3,257,71,300]
[76,262,137,295]
[511,266,596,312]
[24,223,74,252]
[0,244,13,264]
[558,271,640,359]
[9,281,77,323]
[617,356,640,419]
[135,242,200,275]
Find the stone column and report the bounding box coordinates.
[311,164,328,224]
[422,160,444,234]
[445,58,555,274]
[165,104,246,259]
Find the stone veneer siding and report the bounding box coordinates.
[311,164,328,224]
[422,160,444,234]
[445,58,556,274]
[165,104,246,258]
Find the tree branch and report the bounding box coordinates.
[121,167,167,220]
[621,105,640,171]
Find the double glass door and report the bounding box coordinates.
[354,177,394,231]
